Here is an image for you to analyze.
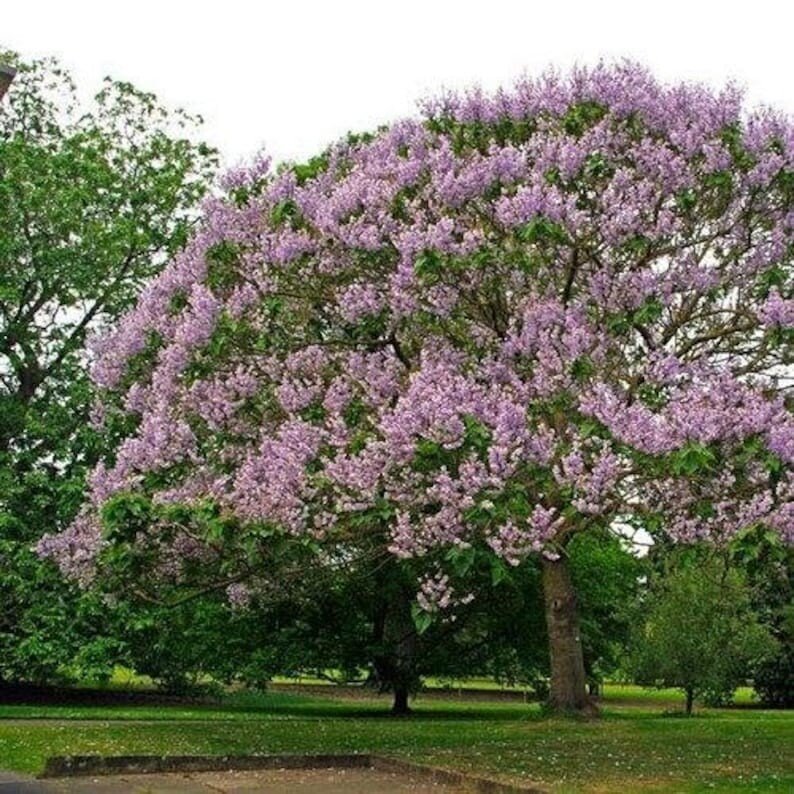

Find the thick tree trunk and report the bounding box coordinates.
[541,555,597,716]
[384,587,416,716]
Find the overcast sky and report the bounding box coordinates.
[4,1,794,170]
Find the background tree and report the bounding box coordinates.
[0,50,217,683]
[753,602,794,707]
[568,530,640,695]
[629,555,776,714]
[41,63,794,715]
[731,527,794,707]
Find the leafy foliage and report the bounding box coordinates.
[732,528,794,707]
[0,49,217,682]
[36,63,794,711]
[629,555,777,713]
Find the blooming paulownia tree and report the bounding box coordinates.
[41,63,794,714]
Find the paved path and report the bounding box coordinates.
[0,770,51,793]
[2,769,462,793]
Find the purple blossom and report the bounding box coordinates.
[44,62,794,586]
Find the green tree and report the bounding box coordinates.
[630,556,776,714]
[180,531,635,712]
[731,528,794,708]
[569,530,640,695]
[0,50,217,682]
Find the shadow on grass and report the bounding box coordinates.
[3,682,775,725]
[0,682,220,707]
[1,682,552,722]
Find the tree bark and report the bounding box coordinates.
[372,563,417,716]
[392,684,411,716]
[685,687,694,715]
[384,588,416,716]
[541,554,597,716]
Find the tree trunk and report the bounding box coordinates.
[384,587,416,716]
[372,563,417,716]
[685,687,694,715]
[392,684,411,716]
[541,555,597,716]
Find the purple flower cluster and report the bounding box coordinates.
[39,62,794,611]
[759,289,794,328]
[417,569,473,613]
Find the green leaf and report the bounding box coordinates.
[292,153,329,185]
[571,356,595,381]
[270,199,299,226]
[561,101,607,136]
[410,602,434,635]
[415,250,443,279]
[633,298,664,324]
[490,556,511,586]
[517,216,569,245]
[670,443,717,476]
[446,544,476,577]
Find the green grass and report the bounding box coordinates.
[0,685,791,792]
[269,673,758,706]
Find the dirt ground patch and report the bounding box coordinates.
[39,768,462,792]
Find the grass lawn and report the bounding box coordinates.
[0,684,791,792]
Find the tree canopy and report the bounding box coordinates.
[40,62,794,712]
[0,50,217,682]
[630,555,776,713]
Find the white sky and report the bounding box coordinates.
[4,0,794,170]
